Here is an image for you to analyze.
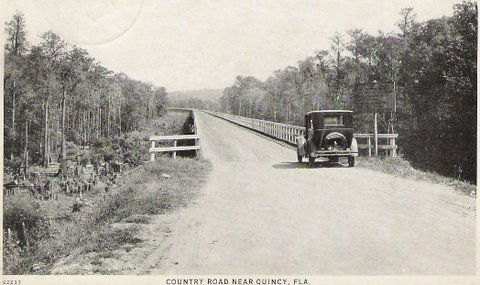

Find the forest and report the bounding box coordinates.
[4,2,478,184]
[210,2,476,183]
[4,12,169,175]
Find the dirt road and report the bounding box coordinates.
[144,111,475,275]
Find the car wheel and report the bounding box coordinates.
[297,152,303,163]
[308,154,315,167]
[348,156,355,167]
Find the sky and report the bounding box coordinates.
[4,0,464,91]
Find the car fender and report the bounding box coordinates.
[351,137,359,157]
[296,136,306,156]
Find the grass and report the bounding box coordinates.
[53,157,209,274]
[357,156,476,196]
[3,158,211,275]
[124,214,151,224]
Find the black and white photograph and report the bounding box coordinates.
[1,0,477,282]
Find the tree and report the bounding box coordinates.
[219,1,477,182]
[58,47,93,171]
[5,11,28,56]
[3,13,170,176]
[397,7,417,41]
[4,11,28,160]
[154,87,168,115]
[397,1,477,181]
[329,33,347,102]
[35,31,66,167]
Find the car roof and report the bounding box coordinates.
[306,110,353,115]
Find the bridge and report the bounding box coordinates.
[145,109,475,275]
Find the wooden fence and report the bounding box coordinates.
[149,135,200,161]
[149,109,201,161]
[203,111,398,157]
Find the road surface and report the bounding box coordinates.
[145,111,475,275]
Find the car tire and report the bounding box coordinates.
[348,156,355,167]
[308,154,315,167]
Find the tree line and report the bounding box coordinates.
[4,12,169,174]
[216,2,476,182]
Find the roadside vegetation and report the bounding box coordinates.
[4,156,211,275]
[357,156,476,196]
[3,110,203,274]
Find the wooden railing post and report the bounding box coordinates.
[173,140,177,159]
[151,140,156,161]
[195,137,199,157]
[7,228,12,242]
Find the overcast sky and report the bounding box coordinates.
[4,0,463,91]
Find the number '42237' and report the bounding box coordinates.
[3,280,21,285]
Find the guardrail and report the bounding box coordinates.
[149,109,201,161]
[354,133,397,157]
[203,111,398,157]
[149,135,200,161]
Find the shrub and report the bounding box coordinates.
[4,198,50,248]
[3,197,50,274]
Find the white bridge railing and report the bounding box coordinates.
[149,109,201,161]
[203,111,398,157]
[149,135,200,161]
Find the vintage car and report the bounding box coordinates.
[296,110,358,167]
